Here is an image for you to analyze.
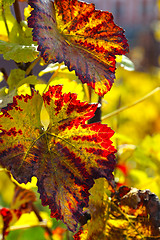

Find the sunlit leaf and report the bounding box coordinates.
[0,185,36,237]
[11,176,38,190]
[0,85,116,231]
[28,0,128,96]
[24,5,33,22]
[0,19,38,63]
[103,69,160,144]
[9,21,36,46]
[0,72,3,82]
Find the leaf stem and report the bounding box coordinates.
[25,56,41,76]
[102,87,160,121]
[83,84,90,103]
[98,96,102,105]
[2,7,9,37]
[88,86,92,103]
[13,0,22,24]
[8,221,49,231]
[31,203,53,240]
[43,63,62,93]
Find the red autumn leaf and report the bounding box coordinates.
[0,85,116,231]
[28,0,128,96]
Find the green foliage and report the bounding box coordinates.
[0,40,38,62]
[8,69,38,91]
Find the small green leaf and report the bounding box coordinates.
[0,40,38,63]
[116,55,135,71]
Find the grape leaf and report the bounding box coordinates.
[0,85,116,231]
[28,0,129,96]
[0,40,38,63]
[74,186,160,239]
[9,21,36,46]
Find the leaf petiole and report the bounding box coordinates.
[42,63,63,94]
[25,56,41,76]
[13,0,22,24]
[2,6,9,37]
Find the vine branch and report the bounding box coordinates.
[13,0,22,24]
[2,6,9,37]
[102,87,160,121]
